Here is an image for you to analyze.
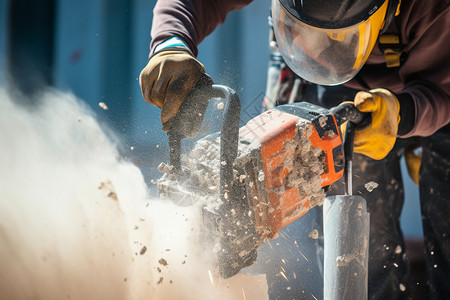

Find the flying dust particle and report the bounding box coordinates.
[208,270,214,285]
[308,229,319,239]
[98,102,108,110]
[280,271,288,281]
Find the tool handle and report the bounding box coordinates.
[168,75,220,139]
[343,122,355,196]
[167,82,241,199]
[330,103,370,196]
[168,76,219,171]
[330,102,370,127]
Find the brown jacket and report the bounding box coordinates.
[150,0,450,138]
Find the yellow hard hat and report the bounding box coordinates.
[272,0,401,85]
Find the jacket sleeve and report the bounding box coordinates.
[397,2,450,138]
[149,0,253,57]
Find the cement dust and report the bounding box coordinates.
[0,88,267,300]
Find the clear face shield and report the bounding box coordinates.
[272,0,388,85]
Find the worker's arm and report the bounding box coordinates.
[140,0,252,130]
[150,0,252,57]
[346,0,450,159]
[395,2,450,138]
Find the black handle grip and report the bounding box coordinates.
[330,103,370,196]
[330,102,370,126]
[167,82,241,188]
[167,75,220,139]
[168,76,219,171]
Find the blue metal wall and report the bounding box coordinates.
[52,0,269,142]
[0,0,7,85]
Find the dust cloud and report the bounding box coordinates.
[0,88,267,300]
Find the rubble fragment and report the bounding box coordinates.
[158,258,168,266]
[98,102,108,110]
[98,180,119,201]
[308,229,319,239]
[364,181,379,192]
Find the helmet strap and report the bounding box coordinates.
[381,0,401,33]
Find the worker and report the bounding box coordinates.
[140,0,450,299]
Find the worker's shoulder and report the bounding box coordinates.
[401,0,449,21]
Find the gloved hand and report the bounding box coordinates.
[404,142,422,185]
[350,88,401,160]
[139,50,211,131]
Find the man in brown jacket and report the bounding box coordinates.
[140,0,450,299]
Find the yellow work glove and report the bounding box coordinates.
[351,88,401,160]
[139,50,211,131]
[404,142,422,185]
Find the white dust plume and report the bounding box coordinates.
[0,88,267,300]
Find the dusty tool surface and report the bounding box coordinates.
[158,100,347,278]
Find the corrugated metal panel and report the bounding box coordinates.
[53,1,104,106]
[0,0,9,85]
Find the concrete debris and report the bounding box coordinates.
[158,258,168,266]
[364,181,379,192]
[258,170,265,182]
[98,102,108,110]
[98,180,119,201]
[286,121,325,208]
[308,229,319,239]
